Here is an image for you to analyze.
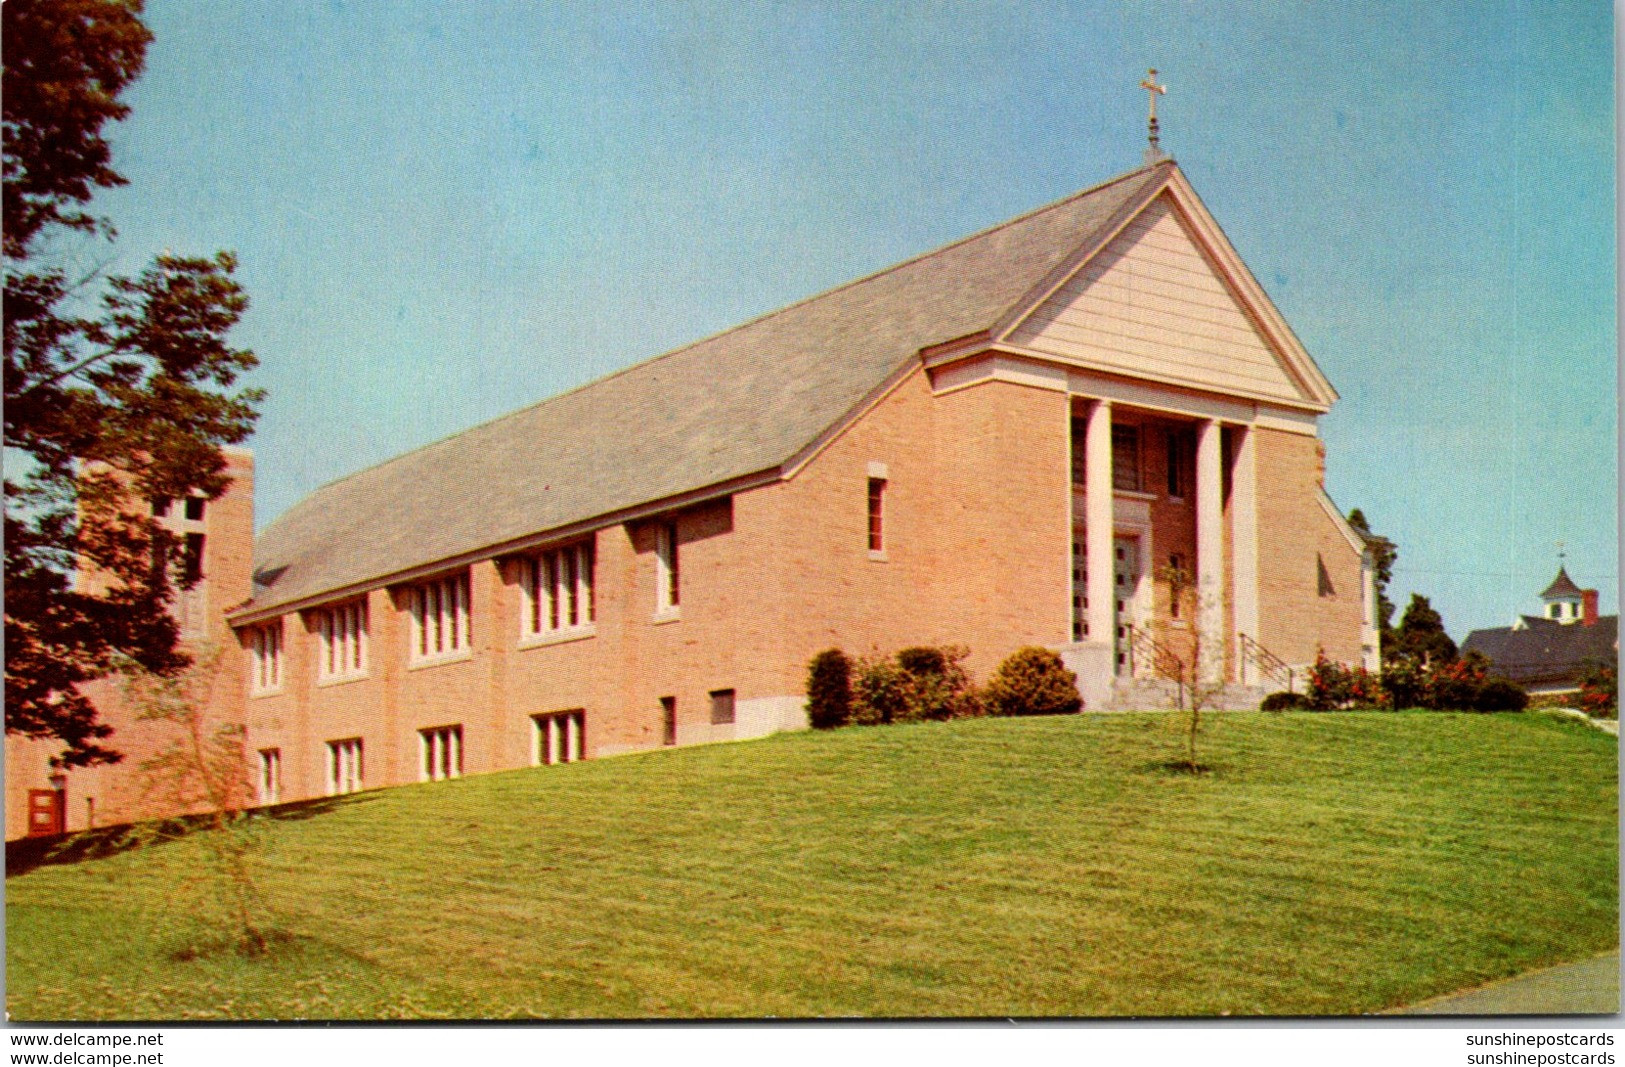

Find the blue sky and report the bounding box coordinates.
[89,0,1614,639]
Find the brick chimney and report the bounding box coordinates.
[1582,589,1599,626]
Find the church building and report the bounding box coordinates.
[7,154,1378,836]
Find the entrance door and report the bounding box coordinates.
[27,789,63,837]
[1113,537,1141,672]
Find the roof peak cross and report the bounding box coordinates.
[1140,68,1168,164]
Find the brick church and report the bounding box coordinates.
[7,157,1378,838]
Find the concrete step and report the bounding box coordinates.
[1106,678,1269,712]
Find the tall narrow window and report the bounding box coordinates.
[660,696,677,746]
[867,478,887,554]
[525,542,595,639]
[318,599,368,681]
[1070,417,1088,485]
[326,738,364,796]
[1112,425,1141,492]
[258,748,282,805]
[532,710,585,766]
[412,571,472,662]
[1168,553,1186,619]
[1166,429,1189,499]
[710,688,736,726]
[419,725,463,782]
[184,497,206,522]
[250,620,284,693]
[182,533,206,584]
[655,522,680,615]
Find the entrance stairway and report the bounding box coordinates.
[1106,677,1269,712]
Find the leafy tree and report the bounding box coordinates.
[1347,509,1397,642]
[5,0,262,767]
[1387,594,1458,667]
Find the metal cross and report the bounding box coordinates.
[1140,69,1167,160]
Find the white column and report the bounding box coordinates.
[1230,426,1259,677]
[1196,419,1226,683]
[1084,399,1115,651]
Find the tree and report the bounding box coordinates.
[1387,594,1458,667]
[1347,508,1397,643]
[5,0,262,767]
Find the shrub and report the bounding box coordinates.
[806,649,853,729]
[1473,678,1529,713]
[984,647,1082,717]
[1260,691,1308,712]
[1379,655,1427,710]
[851,654,909,725]
[852,645,982,724]
[1428,653,1488,710]
[1579,661,1617,719]
[1305,651,1385,710]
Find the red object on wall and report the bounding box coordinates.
[27,789,64,837]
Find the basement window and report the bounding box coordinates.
[258,748,282,806]
[420,725,463,783]
[326,738,364,796]
[710,688,736,726]
[533,710,585,766]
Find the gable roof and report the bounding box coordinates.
[1463,616,1619,686]
[235,159,1310,621]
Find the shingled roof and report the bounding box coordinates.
[1463,615,1618,688]
[1541,566,1585,600]
[236,160,1177,619]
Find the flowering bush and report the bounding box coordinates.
[1305,651,1383,710]
[850,645,983,725]
[1579,661,1617,720]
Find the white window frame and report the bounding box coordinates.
[654,521,680,619]
[419,725,464,782]
[410,571,472,665]
[531,710,585,766]
[522,541,596,644]
[258,747,282,805]
[250,620,284,694]
[317,599,369,683]
[326,738,363,796]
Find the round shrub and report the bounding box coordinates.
[851,654,908,725]
[806,649,852,729]
[984,647,1082,717]
[1473,678,1529,713]
[1260,691,1308,712]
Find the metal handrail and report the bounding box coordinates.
[1125,623,1187,709]
[1238,632,1294,693]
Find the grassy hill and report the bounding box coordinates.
[6,711,1617,1019]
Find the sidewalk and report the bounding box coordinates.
[1393,953,1620,1015]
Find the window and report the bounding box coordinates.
[660,696,677,746]
[1166,429,1191,499]
[655,522,680,615]
[867,478,887,554]
[151,496,171,518]
[1169,553,1186,619]
[319,599,368,681]
[258,748,281,805]
[250,621,284,693]
[326,738,363,796]
[524,542,595,638]
[181,532,205,584]
[184,497,206,522]
[1112,424,1141,492]
[533,710,585,766]
[412,571,471,661]
[419,725,463,782]
[1070,417,1088,484]
[710,688,736,725]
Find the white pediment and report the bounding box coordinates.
[1003,191,1321,408]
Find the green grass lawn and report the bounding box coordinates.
[6,711,1617,1020]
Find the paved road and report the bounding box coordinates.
[1394,953,1620,1015]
